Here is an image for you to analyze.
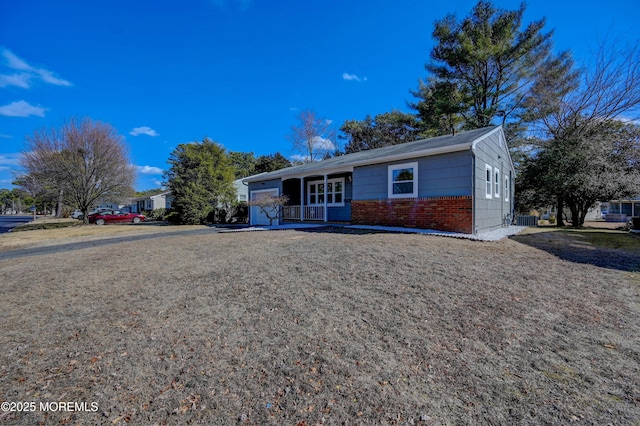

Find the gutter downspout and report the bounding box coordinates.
[471,150,476,235]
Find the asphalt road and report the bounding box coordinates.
[0,227,221,261]
[0,215,33,234]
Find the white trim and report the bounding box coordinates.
[249,187,279,226]
[494,167,500,198]
[485,164,493,199]
[470,126,503,152]
[388,162,418,198]
[306,177,346,207]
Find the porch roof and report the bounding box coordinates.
[243,126,499,183]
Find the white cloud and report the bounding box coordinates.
[290,154,310,163]
[311,136,335,151]
[1,48,72,87]
[0,153,22,174]
[0,72,31,88]
[129,126,159,137]
[135,165,164,175]
[290,137,336,163]
[37,68,73,86]
[0,100,46,117]
[342,72,367,82]
[0,134,12,139]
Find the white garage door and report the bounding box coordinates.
[250,188,279,226]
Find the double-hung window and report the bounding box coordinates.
[494,167,500,198]
[485,164,493,199]
[388,162,418,198]
[307,178,345,206]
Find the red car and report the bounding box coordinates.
[88,210,146,225]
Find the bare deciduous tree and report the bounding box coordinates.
[521,40,640,226]
[288,110,336,163]
[20,118,135,223]
[248,194,288,226]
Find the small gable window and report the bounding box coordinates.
[388,162,418,198]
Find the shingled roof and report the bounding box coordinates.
[244,125,500,182]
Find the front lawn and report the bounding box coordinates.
[0,229,637,424]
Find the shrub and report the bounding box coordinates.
[165,210,181,224]
[145,208,167,221]
[230,202,248,224]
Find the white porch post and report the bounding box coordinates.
[300,178,305,222]
[323,174,328,223]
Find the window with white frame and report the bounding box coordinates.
[504,175,510,202]
[494,167,500,198]
[307,178,345,206]
[485,164,492,199]
[388,162,418,198]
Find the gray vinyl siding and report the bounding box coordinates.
[473,131,514,234]
[248,179,281,193]
[352,151,472,200]
[328,173,352,221]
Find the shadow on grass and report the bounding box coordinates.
[510,229,640,272]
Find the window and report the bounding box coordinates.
[307,178,345,206]
[388,162,418,198]
[504,175,510,202]
[494,168,500,198]
[485,164,492,199]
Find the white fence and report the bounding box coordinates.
[281,205,325,221]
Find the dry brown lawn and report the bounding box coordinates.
[0,226,638,425]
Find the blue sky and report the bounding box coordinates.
[1,0,638,190]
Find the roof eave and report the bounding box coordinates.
[243,142,473,183]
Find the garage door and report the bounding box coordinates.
[250,188,279,226]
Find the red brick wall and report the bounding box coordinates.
[351,196,473,234]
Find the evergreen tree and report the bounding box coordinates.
[414,1,553,131]
[165,139,236,225]
[254,152,292,174]
[340,111,419,153]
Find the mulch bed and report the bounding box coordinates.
[0,229,638,424]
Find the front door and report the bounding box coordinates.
[250,188,279,226]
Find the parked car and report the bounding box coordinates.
[72,208,111,220]
[88,210,146,225]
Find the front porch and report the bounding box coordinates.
[279,172,353,223]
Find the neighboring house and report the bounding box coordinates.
[96,199,133,211]
[605,197,640,221]
[131,190,172,213]
[243,125,515,235]
[234,179,249,203]
[541,202,604,221]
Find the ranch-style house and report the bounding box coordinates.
[243,125,515,235]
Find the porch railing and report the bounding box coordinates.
[282,205,325,221]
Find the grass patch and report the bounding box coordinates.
[558,228,640,252]
[10,221,81,232]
